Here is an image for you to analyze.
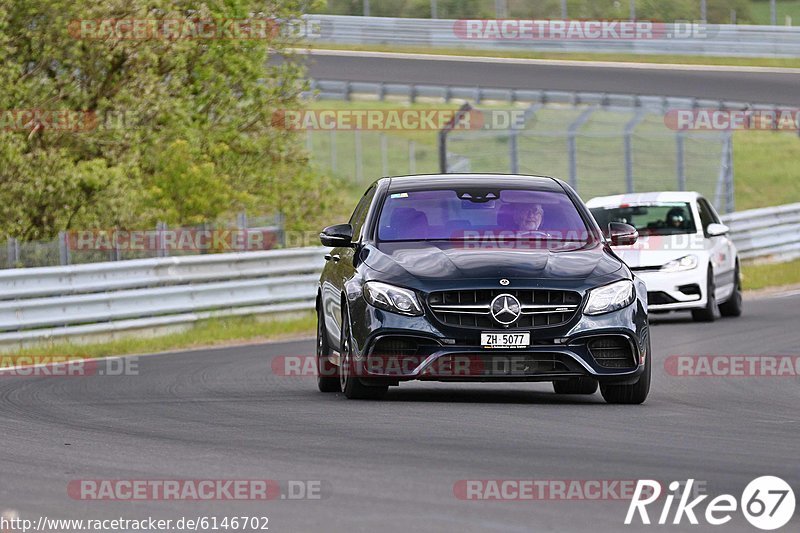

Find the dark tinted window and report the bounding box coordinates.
[349,185,377,241]
[377,189,589,242]
[591,202,696,236]
[697,198,720,234]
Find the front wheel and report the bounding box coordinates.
[691,268,717,322]
[339,305,388,400]
[718,263,742,317]
[316,308,341,393]
[600,339,651,405]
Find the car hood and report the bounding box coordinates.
[363,241,622,281]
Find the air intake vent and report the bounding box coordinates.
[588,337,636,369]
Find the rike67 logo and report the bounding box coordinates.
[626,477,795,530]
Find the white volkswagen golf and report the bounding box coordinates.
[587,192,742,322]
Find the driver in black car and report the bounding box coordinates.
[514,203,544,232]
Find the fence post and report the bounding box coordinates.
[624,110,646,193]
[330,129,337,173]
[58,231,71,266]
[567,106,597,192]
[274,213,285,248]
[438,103,474,174]
[157,221,167,257]
[722,134,735,213]
[7,237,19,267]
[676,131,686,191]
[355,129,363,183]
[509,128,519,174]
[380,133,389,176]
[114,228,121,261]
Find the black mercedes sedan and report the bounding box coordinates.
[316,174,651,404]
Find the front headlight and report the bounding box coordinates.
[661,254,699,272]
[584,280,635,316]
[363,281,423,316]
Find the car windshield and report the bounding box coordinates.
[590,202,697,236]
[377,188,591,244]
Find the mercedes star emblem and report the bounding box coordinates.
[490,293,521,325]
[499,278,510,286]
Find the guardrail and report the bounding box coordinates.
[721,202,800,263]
[0,203,796,346]
[306,15,800,58]
[308,79,793,117]
[0,248,326,346]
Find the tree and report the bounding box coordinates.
[0,0,338,240]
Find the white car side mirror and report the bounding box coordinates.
[706,223,729,237]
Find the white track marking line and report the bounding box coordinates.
[298,48,800,75]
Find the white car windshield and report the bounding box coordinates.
[591,202,697,237]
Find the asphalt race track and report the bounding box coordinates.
[1,290,798,532]
[299,50,800,106]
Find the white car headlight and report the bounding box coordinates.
[364,281,423,316]
[584,280,635,316]
[661,254,699,272]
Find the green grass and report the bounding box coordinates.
[307,43,800,69]
[749,0,800,24]
[742,258,800,290]
[3,313,316,359]
[733,130,800,210]
[304,100,800,211]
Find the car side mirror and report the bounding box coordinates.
[706,223,729,237]
[320,223,354,247]
[608,222,638,246]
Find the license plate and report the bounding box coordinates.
[481,332,530,349]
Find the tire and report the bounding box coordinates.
[553,377,598,395]
[339,305,388,400]
[600,338,651,405]
[718,262,742,318]
[691,268,717,322]
[316,307,341,393]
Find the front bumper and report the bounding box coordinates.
[348,300,648,385]
[635,268,707,311]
